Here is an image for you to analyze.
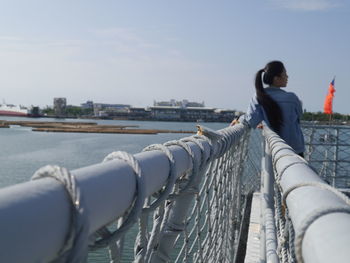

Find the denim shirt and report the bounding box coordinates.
[239,87,305,153]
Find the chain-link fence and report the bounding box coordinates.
[303,124,350,189]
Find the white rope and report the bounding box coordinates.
[32,165,90,263]
[142,144,178,212]
[89,151,146,258]
[139,143,178,263]
[282,181,350,208]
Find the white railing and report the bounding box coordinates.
[262,124,350,263]
[0,123,350,263]
[0,124,259,263]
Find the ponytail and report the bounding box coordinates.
[255,67,283,133]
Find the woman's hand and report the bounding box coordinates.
[230,119,239,126]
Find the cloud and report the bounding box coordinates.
[91,27,162,54]
[0,36,24,41]
[270,0,341,11]
[0,28,210,108]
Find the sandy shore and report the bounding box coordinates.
[0,120,195,134]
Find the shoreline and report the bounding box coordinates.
[0,120,196,135]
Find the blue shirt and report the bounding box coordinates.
[239,87,305,153]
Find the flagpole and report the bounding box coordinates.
[331,76,335,125]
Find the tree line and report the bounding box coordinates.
[302,111,349,123]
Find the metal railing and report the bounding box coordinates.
[303,124,350,188]
[261,124,350,263]
[0,123,350,262]
[0,124,258,263]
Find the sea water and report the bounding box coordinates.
[0,116,227,189]
[0,116,228,262]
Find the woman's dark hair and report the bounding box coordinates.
[255,60,284,133]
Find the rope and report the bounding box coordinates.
[272,152,306,168]
[282,181,350,208]
[164,140,199,194]
[142,144,178,212]
[32,165,90,263]
[274,161,308,182]
[141,143,178,262]
[90,151,147,249]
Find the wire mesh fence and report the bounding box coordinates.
[87,124,350,262]
[87,126,263,263]
[269,123,350,263]
[303,124,350,188]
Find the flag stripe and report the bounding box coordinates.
[323,77,336,114]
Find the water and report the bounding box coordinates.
[0,116,227,189]
[0,117,228,262]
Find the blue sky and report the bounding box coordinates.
[0,0,349,113]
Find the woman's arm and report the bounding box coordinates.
[231,96,263,128]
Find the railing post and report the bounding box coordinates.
[260,139,266,263]
[332,128,339,187]
[260,137,279,263]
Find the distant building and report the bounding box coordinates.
[149,106,217,121]
[154,99,205,108]
[30,106,40,117]
[150,100,239,122]
[128,107,151,119]
[182,107,216,121]
[93,103,131,117]
[75,99,238,122]
[53,97,67,117]
[214,109,239,122]
[81,101,94,109]
[153,99,176,107]
[150,106,182,120]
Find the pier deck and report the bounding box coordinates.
[244,192,261,263]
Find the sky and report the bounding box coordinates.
[0,0,349,113]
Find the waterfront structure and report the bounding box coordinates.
[48,98,238,122]
[93,103,130,117]
[149,105,239,122]
[128,107,152,120]
[151,99,235,122]
[150,105,218,122]
[149,105,183,120]
[81,100,94,109]
[154,99,205,108]
[215,109,240,122]
[53,97,67,117]
[181,106,216,121]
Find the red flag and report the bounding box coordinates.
[323,77,336,114]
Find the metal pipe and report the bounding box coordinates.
[263,125,350,263]
[260,141,279,263]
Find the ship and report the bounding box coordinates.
[0,104,29,116]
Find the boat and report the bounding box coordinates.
[0,104,29,116]
[319,133,336,142]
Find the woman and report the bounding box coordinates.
[231,60,305,156]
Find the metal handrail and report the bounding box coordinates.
[262,124,350,263]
